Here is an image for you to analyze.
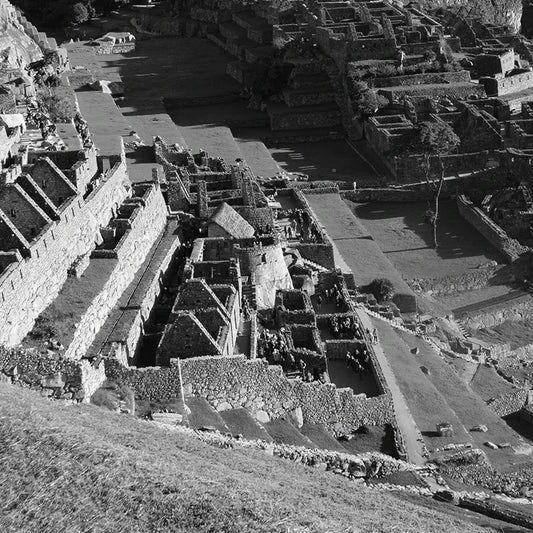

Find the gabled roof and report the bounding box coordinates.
[209,202,254,239]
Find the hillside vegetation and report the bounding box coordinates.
[0,383,517,533]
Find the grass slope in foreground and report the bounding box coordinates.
[0,383,518,533]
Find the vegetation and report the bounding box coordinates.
[367,278,395,303]
[37,86,76,122]
[408,121,460,248]
[0,383,501,532]
[11,0,123,27]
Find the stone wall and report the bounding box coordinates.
[481,70,533,97]
[342,188,433,203]
[487,389,528,417]
[460,297,533,330]
[0,345,104,402]
[105,355,394,434]
[457,195,529,263]
[370,70,472,88]
[0,158,130,346]
[64,185,168,360]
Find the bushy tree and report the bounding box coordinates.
[367,278,395,303]
[37,87,76,122]
[71,2,89,24]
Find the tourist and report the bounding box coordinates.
[372,328,379,345]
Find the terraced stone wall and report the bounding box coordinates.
[0,159,129,346]
[105,355,394,434]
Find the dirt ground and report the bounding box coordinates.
[352,199,504,281]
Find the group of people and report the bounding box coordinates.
[258,329,318,382]
[26,102,56,141]
[255,224,273,236]
[316,284,344,310]
[328,315,363,339]
[74,112,91,146]
[346,347,370,377]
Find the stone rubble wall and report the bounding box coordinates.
[487,388,528,417]
[460,298,533,330]
[64,185,168,360]
[105,355,394,434]
[0,345,102,402]
[457,194,529,263]
[0,159,130,347]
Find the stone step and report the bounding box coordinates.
[263,418,316,447]
[299,423,347,452]
[185,396,231,434]
[220,408,273,441]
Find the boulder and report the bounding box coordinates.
[289,407,303,428]
[437,422,454,437]
[40,372,66,389]
[484,441,498,449]
[254,410,270,424]
[471,424,488,433]
[216,401,232,412]
[152,412,183,425]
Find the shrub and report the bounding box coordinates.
[37,87,76,122]
[367,278,395,303]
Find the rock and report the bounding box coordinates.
[348,460,366,478]
[40,372,66,389]
[411,347,419,355]
[289,407,303,428]
[471,424,488,433]
[152,412,183,425]
[484,441,498,449]
[216,401,232,412]
[254,410,270,424]
[437,422,454,437]
[497,442,511,449]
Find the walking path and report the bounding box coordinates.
[355,308,427,465]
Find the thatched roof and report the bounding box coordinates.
[209,202,254,239]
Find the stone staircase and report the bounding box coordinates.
[242,282,257,310]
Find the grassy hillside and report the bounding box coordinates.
[0,383,516,532]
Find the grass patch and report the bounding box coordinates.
[0,383,501,532]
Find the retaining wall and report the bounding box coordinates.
[64,185,168,360]
[457,195,529,263]
[0,159,129,346]
[105,355,394,434]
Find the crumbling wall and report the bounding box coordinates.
[0,159,130,346]
[0,345,104,402]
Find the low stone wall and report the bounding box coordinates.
[0,346,104,402]
[460,298,533,330]
[105,355,394,434]
[64,186,168,360]
[342,188,433,203]
[457,195,529,263]
[407,265,501,297]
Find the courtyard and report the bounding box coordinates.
[352,199,504,281]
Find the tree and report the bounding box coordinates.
[71,2,89,24]
[349,80,388,138]
[415,121,460,248]
[367,278,395,303]
[37,87,76,122]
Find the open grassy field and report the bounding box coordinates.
[351,199,503,281]
[0,383,515,533]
